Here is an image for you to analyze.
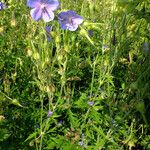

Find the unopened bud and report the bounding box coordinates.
[11,19,17,27]
[33,52,40,60]
[27,49,32,57]
[0,27,4,33]
[55,36,60,43]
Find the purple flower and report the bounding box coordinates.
[27,0,59,22]
[143,42,149,52]
[47,110,53,117]
[45,26,52,42]
[88,101,94,106]
[79,141,84,146]
[58,120,62,126]
[58,10,83,31]
[88,30,93,37]
[0,2,7,10]
[79,141,86,148]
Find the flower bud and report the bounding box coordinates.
[0,26,4,33]
[27,49,32,57]
[11,19,17,27]
[33,52,40,60]
[55,36,61,43]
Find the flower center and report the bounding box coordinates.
[40,4,45,9]
[68,16,74,25]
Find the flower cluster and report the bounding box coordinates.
[27,0,83,31]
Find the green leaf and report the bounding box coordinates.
[25,132,37,142]
[0,128,10,142]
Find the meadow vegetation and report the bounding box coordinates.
[0,0,150,149]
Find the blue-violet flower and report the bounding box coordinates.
[45,26,52,42]
[88,101,94,106]
[79,141,86,148]
[47,110,53,117]
[58,10,83,31]
[143,42,149,52]
[0,2,6,10]
[27,0,59,22]
[58,120,62,126]
[88,30,94,37]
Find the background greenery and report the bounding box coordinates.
[0,0,150,149]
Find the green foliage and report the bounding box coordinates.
[0,0,150,149]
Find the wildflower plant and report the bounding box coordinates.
[0,0,150,150]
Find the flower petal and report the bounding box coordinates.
[72,16,83,25]
[27,0,40,8]
[45,26,51,32]
[68,24,78,31]
[60,23,68,30]
[45,26,52,42]
[46,0,59,11]
[47,35,51,42]
[67,10,77,16]
[58,12,67,21]
[30,7,42,21]
[42,9,54,22]
[60,22,78,31]
[0,2,7,10]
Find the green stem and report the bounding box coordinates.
[90,61,96,97]
[39,94,44,150]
